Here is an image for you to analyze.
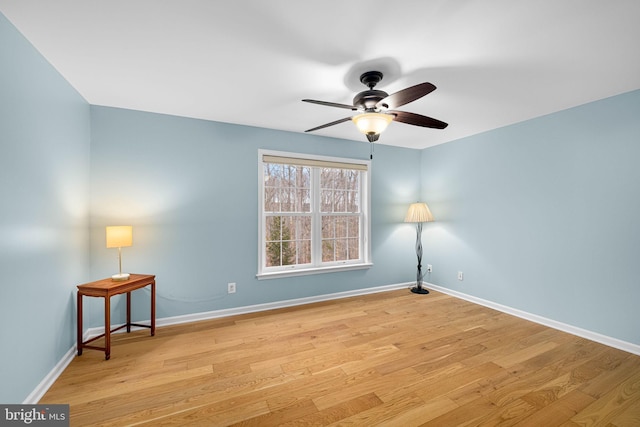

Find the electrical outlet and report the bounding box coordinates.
[457,271,464,281]
[427,264,432,273]
[228,282,236,294]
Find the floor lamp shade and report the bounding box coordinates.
[404,203,434,294]
[404,202,434,223]
[106,226,133,281]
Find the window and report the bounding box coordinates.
[258,150,371,279]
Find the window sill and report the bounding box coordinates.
[256,262,373,280]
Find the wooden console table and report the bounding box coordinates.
[77,274,156,360]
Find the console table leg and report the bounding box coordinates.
[105,295,111,360]
[77,292,83,356]
[126,291,131,333]
[151,281,156,336]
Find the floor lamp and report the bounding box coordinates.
[404,202,434,294]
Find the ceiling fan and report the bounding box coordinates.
[303,71,448,143]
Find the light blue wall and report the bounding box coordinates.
[421,89,640,345]
[0,13,91,402]
[88,106,421,326]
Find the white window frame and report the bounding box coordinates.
[257,149,372,279]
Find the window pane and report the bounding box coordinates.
[320,168,360,213]
[347,216,359,238]
[264,186,278,212]
[320,215,360,263]
[265,216,281,241]
[266,241,283,267]
[322,216,360,239]
[320,168,334,189]
[319,189,329,212]
[348,238,359,260]
[284,216,309,240]
[298,188,311,212]
[336,238,347,260]
[335,217,347,238]
[322,239,334,262]
[298,240,311,264]
[322,216,334,239]
[281,241,296,266]
[347,190,359,213]
[264,163,310,213]
[265,214,312,267]
[332,190,344,212]
[284,187,301,212]
[299,216,311,240]
[265,216,286,266]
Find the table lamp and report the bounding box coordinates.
[106,226,133,281]
[404,202,434,294]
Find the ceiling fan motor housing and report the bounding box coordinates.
[353,90,388,111]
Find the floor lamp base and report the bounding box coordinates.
[410,286,430,295]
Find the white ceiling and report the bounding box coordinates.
[2,0,639,149]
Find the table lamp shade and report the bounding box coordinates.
[106,226,133,248]
[404,202,434,223]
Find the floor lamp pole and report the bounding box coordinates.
[411,222,429,294]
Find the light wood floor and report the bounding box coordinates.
[41,289,640,426]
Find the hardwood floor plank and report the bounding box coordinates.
[493,340,560,368]
[609,402,640,427]
[578,353,638,399]
[376,361,505,404]
[516,389,596,427]
[312,367,385,411]
[421,394,514,427]
[232,398,319,426]
[133,400,271,427]
[280,392,383,426]
[571,365,640,425]
[327,393,429,426]
[39,289,640,426]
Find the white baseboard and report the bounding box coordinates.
[423,282,640,356]
[154,282,409,328]
[23,346,76,404]
[26,280,639,403]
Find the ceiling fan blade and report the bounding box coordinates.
[305,116,353,133]
[390,110,448,129]
[376,82,436,110]
[302,99,357,110]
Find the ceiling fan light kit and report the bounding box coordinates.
[353,112,393,138]
[303,71,448,143]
